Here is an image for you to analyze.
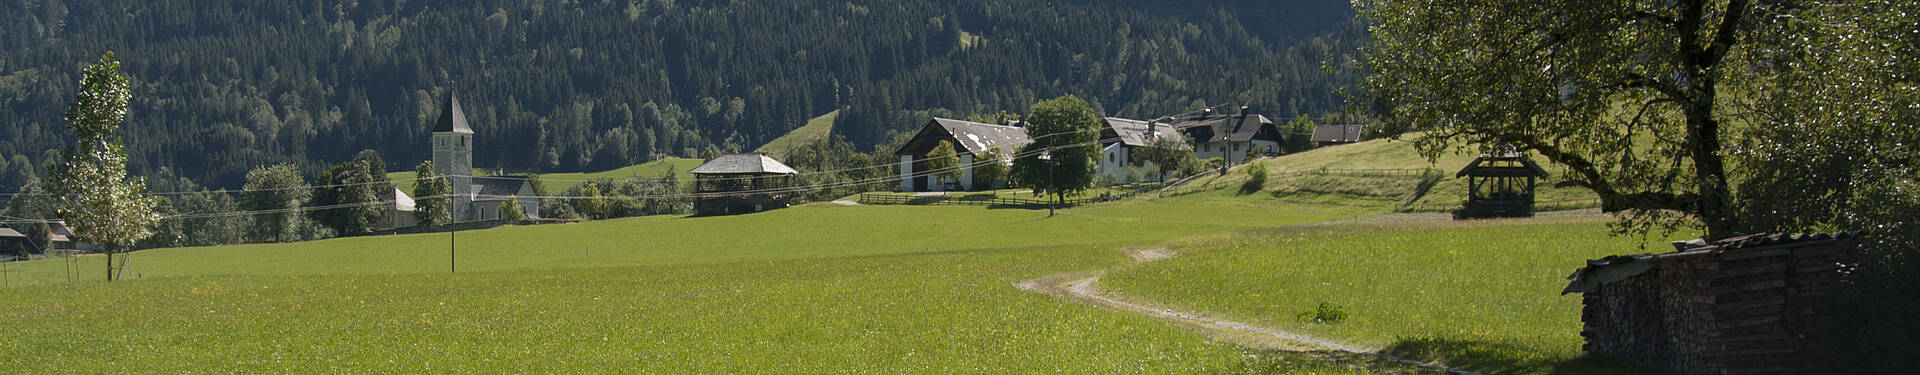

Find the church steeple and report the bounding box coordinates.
[432,92,475,221]
[432,93,473,134]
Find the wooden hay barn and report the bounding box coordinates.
[1455,154,1547,219]
[689,154,800,215]
[1563,233,1861,374]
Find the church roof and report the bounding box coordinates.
[473,176,534,201]
[433,94,473,134]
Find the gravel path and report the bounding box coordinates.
[1016,246,1488,375]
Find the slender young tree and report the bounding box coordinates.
[925,140,962,189]
[412,161,452,227]
[974,148,1009,188]
[42,52,161,281]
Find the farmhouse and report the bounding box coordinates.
[1097,117,1187,184]
[894,118,1033,192]
[1171,109,1282,165]
[690,154,799,215]
[428,94,539,223]
[1310,124,1366,146]
[1564,232,1860,374]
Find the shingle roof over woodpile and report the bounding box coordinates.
[1104,117,1186,147]
[1172,114,1276,143]
[433,94,473,134]
[689,154,800,175]
[1561,232,1865,294]
[932,118,1033,154]
[1456,156,1550,178]
[1311,124,1366,143]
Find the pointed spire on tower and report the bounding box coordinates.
[433,93,473,134]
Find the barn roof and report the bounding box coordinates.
[933,118,1033,154]
[1172,114,1278,143]
[689,154,800,175]
[432,94,473,134]
[1103,117,1186,147]
[1311,124,1366,143]
[0,227,25,238]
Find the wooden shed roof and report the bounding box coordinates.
[1455,155,1549,178]
[690,154,800,175]
[1562,232,1864,294]
[1310,124,1366,143]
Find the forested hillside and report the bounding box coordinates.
[0,0,1361,191]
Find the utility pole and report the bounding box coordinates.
[1043,151,1056,217]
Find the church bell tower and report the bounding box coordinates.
[432,93,474,221]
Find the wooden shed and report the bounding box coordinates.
[1455,154,1547,218]
[689,154,800,215]
[1563,233,1860,374]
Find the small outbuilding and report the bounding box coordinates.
[1310,124,1366,146]
[1455,154,1548,218]
[689,154,800,215]
[1563,233,1860,374]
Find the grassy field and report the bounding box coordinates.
[1102,216,1688,374]
[386,157,704,193]
[0,153,1660,373]
[1,244,1405,373]
[754,110,838,156]
[0,192,1428,373]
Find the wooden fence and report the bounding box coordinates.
[859,183,1157,208]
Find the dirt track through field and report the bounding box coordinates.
[1016,246,1487,375]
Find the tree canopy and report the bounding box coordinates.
[1012,95,1102,204]
[42,52,161,280]
[1355,0,1914,240]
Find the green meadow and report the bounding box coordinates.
[754,110,839,156]
[0,137,1667,373]
[1102,217,1684,374]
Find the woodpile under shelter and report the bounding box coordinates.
[689,154,800,215]
[1455,154,1548,218]
[1563,233,1860,374]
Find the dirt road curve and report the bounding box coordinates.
[1016,246,1487,375]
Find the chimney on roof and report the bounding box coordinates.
[1239,105,1249,116]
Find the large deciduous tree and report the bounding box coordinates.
[1362,0,1778,240]
[1362,0,1919,369]
[241,164,309,242]
[43,52,161,281]
[310,159,384,236]
[1011,95,1101,205]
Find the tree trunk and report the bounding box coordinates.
[104,250,115,281]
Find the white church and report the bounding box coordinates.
[383,94,539,229]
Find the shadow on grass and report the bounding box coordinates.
[1380,337,1676,375]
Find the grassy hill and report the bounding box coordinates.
[1216,136,1603,212]
[386,157,704,194]
[754,110,838,156]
